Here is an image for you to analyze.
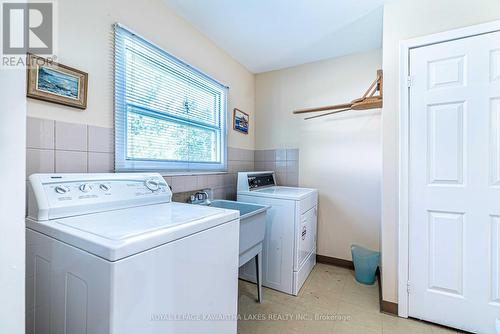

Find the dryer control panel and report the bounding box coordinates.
[28,173,172,221]
[247,173,276,190]
[237,171,277,192]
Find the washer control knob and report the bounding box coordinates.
[79,183,92,193]
[145,179,160,191]
[99,184,110,192]
[55,185,70,194]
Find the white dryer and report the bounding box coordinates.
[26,173,240,334]
[237,171,318,295]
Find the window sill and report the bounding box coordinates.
[161,171,228,177]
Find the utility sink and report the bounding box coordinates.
[204,200,270,302]
[208,200,269,261]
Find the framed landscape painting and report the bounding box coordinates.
[233,108,249,134]
[27,53,88,109]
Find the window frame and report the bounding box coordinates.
[114,23,228,173]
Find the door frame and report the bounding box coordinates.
[398,19,500,318]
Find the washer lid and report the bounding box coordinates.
[56,202,222,240]
[26,202,239,261]
[239,186,317,200]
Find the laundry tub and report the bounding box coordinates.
[208,200,270,302]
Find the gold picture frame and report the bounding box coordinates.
[26,53,88,109]
[233,108,249,134]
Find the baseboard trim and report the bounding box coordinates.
[316,254,354,270]
[381,300,398,315]
[376,267,398,315]
[317,254,399,316]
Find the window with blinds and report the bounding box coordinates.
[114,24,228,172]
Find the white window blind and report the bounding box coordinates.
[114,24,228,172]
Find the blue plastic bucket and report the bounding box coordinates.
[351,245,380,285]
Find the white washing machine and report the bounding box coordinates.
[26,173,240,334]
[237,171,318,296]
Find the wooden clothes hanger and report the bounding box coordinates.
[293,70,383,120]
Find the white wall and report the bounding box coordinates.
[382,0,500,303]
[256,49,382,260]
[27,0,255,150]
[0,69,26,332]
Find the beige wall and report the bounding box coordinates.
[256,49,382,261]
[382,0,500,303]
[27,0,255,150]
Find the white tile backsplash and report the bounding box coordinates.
[88,152,114,173]
[254,148,300,186]
[212,186,226,199]
[255,161,275,171]
[27,117,114,176]
[275,149,287,161]
[55,150,87,173]
[254,149,275,162]
[27,118,54,149]
[55,121,87,151]
[27,117,301,198]
[207,174,224,187]
[26,149,54,177]
[196,175,210,189]
[241,149,254,162]
[286,160,299,174]
[275,172,286,185]
[286,173,299,187]
[275,161,287,173]
[169,176,186,193]
[224,173,237,186]
[184,176,198,192]
[88,126,113,153]
[286,148,299,161]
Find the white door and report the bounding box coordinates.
[409,30,500,333]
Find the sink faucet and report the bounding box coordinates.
[189,191,211,205]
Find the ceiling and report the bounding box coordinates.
[163,0,384,73]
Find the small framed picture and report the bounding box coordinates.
[233,108,249,134]
[26,53,88,109]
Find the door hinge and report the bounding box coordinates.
[407,76,414,88]
[407,281,411,294]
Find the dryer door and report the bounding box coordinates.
[296,205,317,269]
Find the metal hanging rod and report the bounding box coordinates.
[293,70,383,120]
